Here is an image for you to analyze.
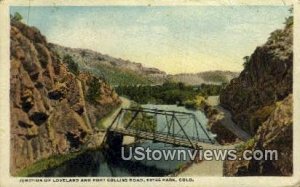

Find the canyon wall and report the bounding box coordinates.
[220,17,293,176]
[10,20,120,175]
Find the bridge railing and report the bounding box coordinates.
[112,127,215,144]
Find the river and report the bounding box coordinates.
[31,104,215,177]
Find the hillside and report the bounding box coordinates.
[220,15,293,176]
[50,44,239,86]
[50,44,167,86]
[168,71,239,85]
[10,20,121,175]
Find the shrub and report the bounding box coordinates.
[63,55,79,75]
[284,16,293,27]
[11,12,23,22]
[236,138,256,152]
[86,77,101,103]
[242,56,250,68]
[285,8,293,27]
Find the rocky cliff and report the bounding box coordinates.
[220,19,292,135]
[10,20,120,175]
[224,95,292,176]
[221,16,293,176]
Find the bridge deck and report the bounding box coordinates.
[109,128,213,149]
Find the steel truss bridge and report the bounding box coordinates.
[104,107,215,149]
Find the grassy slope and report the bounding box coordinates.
[15,150,85,177]
[91,63,152,86]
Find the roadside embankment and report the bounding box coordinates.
[202,96,251,145]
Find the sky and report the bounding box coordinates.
[10,6,291,74]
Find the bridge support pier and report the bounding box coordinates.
[104,131,124,155]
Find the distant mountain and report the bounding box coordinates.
[50,44,167,86]
[168,71,240,85]
[50,44,240,87]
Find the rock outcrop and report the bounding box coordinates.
[224,95,292,176]
[10,20,121,175]
[221,16,293,176]
[220,20,292,135]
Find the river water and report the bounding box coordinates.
[32,105,215,177]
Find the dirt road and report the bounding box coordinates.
[178,96,250,176]
[207,96,251,141]
[101,97,131,128]
[177,143,237,177]
[216,106,251,141]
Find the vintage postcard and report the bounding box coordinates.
[0,0,299,186]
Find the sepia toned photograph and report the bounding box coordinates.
[0,0,299,186]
